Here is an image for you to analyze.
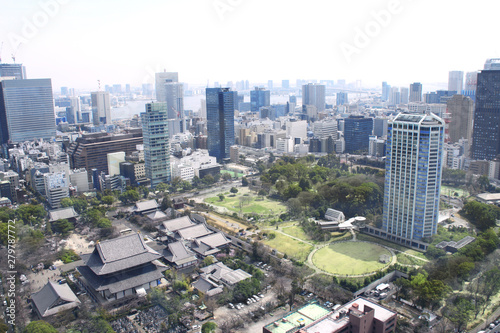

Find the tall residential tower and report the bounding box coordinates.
[383,113,444,243]
[141,102,170,186]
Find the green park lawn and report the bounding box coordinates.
[205,191,287,215]
[313,241,391,275]
[281,225,311,241]
[396,252,426,266]
[356,234,427,260]
[263,232,313,262]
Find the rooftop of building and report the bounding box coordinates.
[477,192,500,201]
[82,233,162,276]
[264,303,331,333]
[31,281,80,317]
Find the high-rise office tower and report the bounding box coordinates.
[250,87,270,112]
[155,72,178,102]
[383,112,444,242]
[373,118,388,137]
[0,78,56,145]
[0,63,26,80]
[141,102,170,186]
[336,92,349,106]
[465,72,478,91]
[409,83,422,102]
[344,116,373,153]
[472,59,500,160]
[302,83,325,112]
[447,95,474,145]
[268,80,273,90]
[389,87,400,106]
[382,82,390,102]
[206,88,235,161]
[282,80,290,89]
[91,91,111,125]
[448,71,464,94]
[164,82,184,119]
[400,87,409,104]
[484,59,500,70]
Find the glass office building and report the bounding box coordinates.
[206,88,236,162]
[0,78,56,144]
[141,102,170,187]
[472,60,500,160]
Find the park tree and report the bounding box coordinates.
[460,201,499,231]
[222,173,232,181]
[52,219,74,237]
[442,296,474,332]
[24,320,58,333]
[101,195,115,205]
[202,322,217,333]
[230,187,238,194]
[119,189,140,204]
[155,182,169,193]
[242,177,249,186]
[160,193,172,211]
[218,194,225,201]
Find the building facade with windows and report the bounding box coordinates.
[383,113,444,243]
[141,102,170,187]
[472,60,500,160]
[206,88,236,161]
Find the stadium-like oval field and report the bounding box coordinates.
[312,241,392,275]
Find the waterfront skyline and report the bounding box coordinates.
[0,0,499,90]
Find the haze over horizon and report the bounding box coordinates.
[1,0,499,91]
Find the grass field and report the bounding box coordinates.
[205,189,287,216]
[356,234,427,260]
[281,225,311,240]
[263,232,313,262]
[313,242,391,275]
[396,253,426,266]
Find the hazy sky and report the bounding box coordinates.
[1,0,499,91]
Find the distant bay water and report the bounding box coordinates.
[111,93,365,120]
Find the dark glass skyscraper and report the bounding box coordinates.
[206,88,236,161]
[0,78,56,145]
[344,116,373,154]
[472,60,500,160]
[250,87,270,112]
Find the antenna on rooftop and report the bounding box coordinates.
[98,79,101,91]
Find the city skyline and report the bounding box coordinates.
[0,0,499,90]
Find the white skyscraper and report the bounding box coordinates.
[155,72,178,102]
[383,113,445,244]
[448,71,464,94]
[91,91,111,125]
